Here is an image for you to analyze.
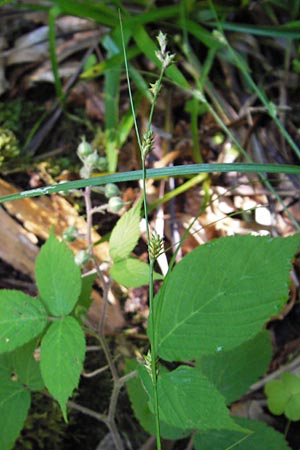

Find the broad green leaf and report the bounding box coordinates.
[155,235,300,361]
[125,359,189,439]
[265,372,300,421]
[0,341,44,391]
[0,379,31,450]
[197,330,272,404]
[11,340,44,391]
[109,199,142,261]
[0,290,47,353]
[0,353,11,378]
[40,316,85,420]
[156,366,244,432]
[110,258,163,288]
[194,417,292,450]
[35,230,82,316]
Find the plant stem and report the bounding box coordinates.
[142,156,162,450]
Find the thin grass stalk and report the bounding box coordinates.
[120,11,162,449]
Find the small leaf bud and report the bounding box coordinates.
[79,165,91,179]
[108,196,124,213]
[62,225,78,243]
[84,152,100,168]
[77,137,93,161]
[104,183,121,199]
[97,156,108,172]
[74,249,90,266]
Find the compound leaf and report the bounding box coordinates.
[0,379,31,450]
[0,290,47,353]
[265,372,300,421]
[155,235,300,361]
[40,316,85,420]
[35,230,81,316]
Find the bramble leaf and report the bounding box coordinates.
[0,379,30,450]
[11,340,44,391]
[0,290,47,353]
[194,417,291,450]
[35,230,82,316]
[40,316,85,421]
[197,330,272,404]
[109,199,142,261]
[154,235,300,361]
[110,258,163,288]
[138,364,245,433]
[125,359,189,439]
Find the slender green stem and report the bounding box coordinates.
[142,155,162,450]
[120,10,162,448]
[149,260,161,450]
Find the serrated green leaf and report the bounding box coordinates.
[125,359,189,439]
[35,230,82,316]
[194,417,292,450]
[12,340,44,391]
[0,290,47,353]
[155,235,300,361]
[109,199,142,261]
[40,316,85,420]
[110,258,163,288]
[0,340,43,391]
[197,330,272,404]
[156,365,244,432]
[265,372,300,420]
[0,379,31,450]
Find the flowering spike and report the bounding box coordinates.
[149,232,164,262]
[141,129,154,159]
[155,31,175,70]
